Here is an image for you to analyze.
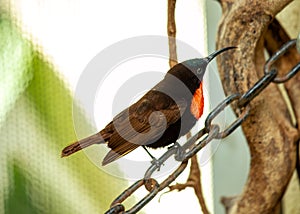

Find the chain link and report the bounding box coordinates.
[238,68,278,107]
[205,93,250,139]
[105,38,300,214]
[265,39,299,83]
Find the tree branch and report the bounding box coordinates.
[168,155,210,214]
[167,0,178,67]
[216,0,299,213]
[264,19,300,186]
[264,19,300,129]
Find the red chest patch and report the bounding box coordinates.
[190,83,204,119]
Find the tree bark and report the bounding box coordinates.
[216,0,300,213]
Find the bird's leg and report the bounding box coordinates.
[142,146,156,159]
[142,146,163,170]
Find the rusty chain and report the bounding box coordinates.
[105,37,300,214]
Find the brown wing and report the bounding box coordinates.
[102,92,187,165]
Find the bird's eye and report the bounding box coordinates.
[196,68,201,74]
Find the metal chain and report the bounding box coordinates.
[105,38,300,214]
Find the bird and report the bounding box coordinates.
[61,47,236,166]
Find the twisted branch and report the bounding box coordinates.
[216,0,299,213]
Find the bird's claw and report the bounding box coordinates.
[172,142,185,161]
[151,158,163,171]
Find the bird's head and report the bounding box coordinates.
[182,46,236,81]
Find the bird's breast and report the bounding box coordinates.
[190,83,204,119]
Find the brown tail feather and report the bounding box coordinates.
[102,150,122,166]
[102,142,139,166]
[61,133,107,157]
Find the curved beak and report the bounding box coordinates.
[206,46,237,62]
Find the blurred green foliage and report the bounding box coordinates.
[0,9,131,214]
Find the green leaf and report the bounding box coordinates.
[6,164,39,214]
